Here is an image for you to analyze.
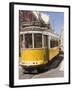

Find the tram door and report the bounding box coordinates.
[44,35,49,62]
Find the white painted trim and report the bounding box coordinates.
[32,33,34,48]
[20,31,43,34]
[20,31,59,38]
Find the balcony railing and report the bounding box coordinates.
[21,21,40,26]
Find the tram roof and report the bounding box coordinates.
[20,26,50,31]
[20,26,58,35]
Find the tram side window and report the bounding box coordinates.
[44,35,48,48]
[34,34,42,48]
[25,34,32,48]
[50,40,58,48]
[55,41,58,46]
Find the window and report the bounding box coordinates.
[56,40,58,46]
[50,39,58,48]
[50,40,55,48]
[25,34,32,48]
[34,34,42,48]
[44,35,48,48]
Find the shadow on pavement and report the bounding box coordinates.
[47,54,64,71]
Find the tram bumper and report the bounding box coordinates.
[19,62,48,70]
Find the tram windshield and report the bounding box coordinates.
[20,33,42,49]
[34,34,42,48]
[25,34,32,48]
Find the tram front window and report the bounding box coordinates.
[34,34,42,48]
[25,34,32,48]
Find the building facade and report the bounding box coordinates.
[60,26,64,52]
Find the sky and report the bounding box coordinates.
[45,12,64,35]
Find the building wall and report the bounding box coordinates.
[60,26,64,52]
[19,10,38,24]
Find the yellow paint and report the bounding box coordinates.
[20,49,48,65]
[49,47,59,60]
[20,47,59,66]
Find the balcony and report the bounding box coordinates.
[21,21,40,27]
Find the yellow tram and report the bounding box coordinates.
[19,25,59,72]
